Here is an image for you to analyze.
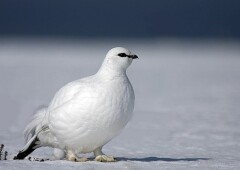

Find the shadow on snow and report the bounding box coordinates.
[117,157,210,162]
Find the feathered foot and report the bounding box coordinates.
[66,150,88,162]
[95,155,116,162]
[93,147,116,162]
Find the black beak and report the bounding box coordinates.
[128,55,139,59]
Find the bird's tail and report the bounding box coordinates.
[14,134,39,159]
[14,107,48,160]
[23,107,47,143]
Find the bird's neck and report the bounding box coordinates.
[97,63,127,79]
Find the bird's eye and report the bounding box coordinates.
[118,53,127,57]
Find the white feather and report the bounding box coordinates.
[23,107,47,143]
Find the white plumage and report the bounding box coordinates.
[15,47,138,162]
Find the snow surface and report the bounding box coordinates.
[0,38,240,169]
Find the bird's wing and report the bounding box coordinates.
[48,76,94,111]
[47,77,101,145]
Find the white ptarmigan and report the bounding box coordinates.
[14,47,138,162]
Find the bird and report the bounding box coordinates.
[14,47,138,162]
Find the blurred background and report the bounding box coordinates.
[0,0,240,162]
[0,0,240,38]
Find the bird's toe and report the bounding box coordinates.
[95,155,116,162]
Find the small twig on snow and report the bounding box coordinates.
[4,151,8,160]
[0,144,4,160]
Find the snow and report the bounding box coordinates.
[0,38,240,169]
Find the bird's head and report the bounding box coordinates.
[102,47,138,72]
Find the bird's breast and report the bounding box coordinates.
[92,79,135,129]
